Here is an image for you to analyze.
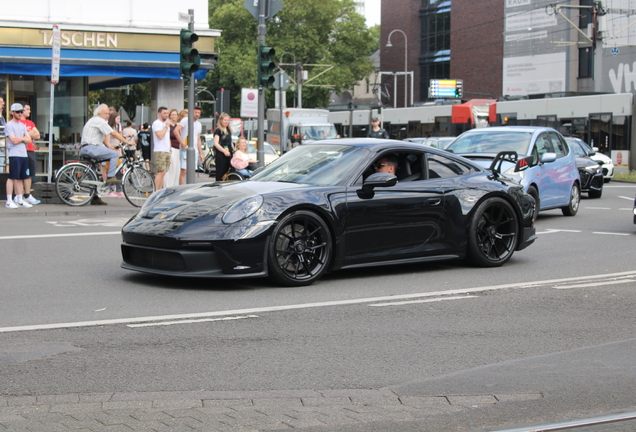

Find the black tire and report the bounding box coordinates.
[603,178,611,184]
[225,172,244,181]
[561,183,581,216]
[467,197,519,267]
[527,185,540,221]
[588,187,603,199]
[123,167,156,207]
[55,163,98,206]
[268,211,332,287]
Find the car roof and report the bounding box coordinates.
[460,126,559,134]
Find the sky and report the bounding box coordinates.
[365,0,381,27]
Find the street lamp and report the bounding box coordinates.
[386,29,408,108]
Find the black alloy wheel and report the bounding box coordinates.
[527,185,540,221]
[268,210,332,287]
[467,197,519,267]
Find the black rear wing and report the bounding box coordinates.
[489,151,533,177]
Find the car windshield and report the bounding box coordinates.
[300,125,338,140]
[566,139,587,157]
[448,131,533,155]
[250,144,369,186]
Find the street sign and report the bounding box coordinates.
[243,0,284,21]
[429,79,463,98]
[51,25,60,85]
[178,12,192,22]
[240,88,259,118]
[273,71,290,90]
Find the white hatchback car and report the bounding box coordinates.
[565,137,614,183]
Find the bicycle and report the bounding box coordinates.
[55,145,156,207]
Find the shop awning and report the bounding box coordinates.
[451,99,497,125]
[0,46,210,80]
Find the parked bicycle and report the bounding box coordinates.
[55,144,156,207]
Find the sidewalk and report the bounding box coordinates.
[0,173,214,219]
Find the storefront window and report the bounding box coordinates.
[35,76,87,144]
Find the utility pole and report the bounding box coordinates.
[257,0,267,168]
[186,9,197,184]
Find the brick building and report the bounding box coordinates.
[380,0,503,106]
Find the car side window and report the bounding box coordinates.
[549,132,568,157]
[534,133,554,157]
[427,153,471,179]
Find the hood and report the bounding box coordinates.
[575,156,600,170]
[139,180,310,222]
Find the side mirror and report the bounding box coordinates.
[357,172,397,199]
[587,150,597,156]
[540,152,557,163]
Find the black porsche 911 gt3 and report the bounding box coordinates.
[121,139,537,286]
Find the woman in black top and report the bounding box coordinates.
[213,112,233,181]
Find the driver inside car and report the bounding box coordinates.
[374,156,398,175]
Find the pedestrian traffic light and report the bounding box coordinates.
[257,43,276,88]
[180,29,200,77]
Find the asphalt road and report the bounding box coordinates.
[0,183,635,431]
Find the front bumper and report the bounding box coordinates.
[517,224,537,251]
[121,234,270,278]
[579,169,604,193]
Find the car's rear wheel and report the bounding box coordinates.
[561,183,580,216]
[467,197,519,267]
[268,210,332,287]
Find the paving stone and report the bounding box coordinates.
[399,396,451,407]
[36,394,80,404]
[281,417,329,428]
[49,402,102,414]
[128,410,176,422]
[103,400,153,411]
[251,398,303,408]
[90,425,135,432]
[61,416,111,430]
[301,396,351,406]
[79,393,114,403]
[447,394,498,407]
[202,399,253,408]
[93,412,138,426]
[152,399,203,410]
[5,396,37,407]
[349,394,402,406]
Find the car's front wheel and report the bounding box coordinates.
[561,183,581,216]
[467,197,519,267]
[268,210,332,287]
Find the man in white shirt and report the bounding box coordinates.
[174,106,204,185]
[151,106,172,189]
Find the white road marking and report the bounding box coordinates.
[369,295,477,307]
[584,207,611,210]
[537,229,581,235]
[128,315,259,328]
[0,232,120,240]
[2,270,636,334]
[618,196,634,201]
[45,218,129,228]
[593,231,632,236]
[554,279,636,289]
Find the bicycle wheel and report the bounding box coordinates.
[55,163,98,206]
[122,166,156,207]
[225,172,244,181]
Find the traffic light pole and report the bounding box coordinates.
[256,0,267,168]
[186,9,196,184]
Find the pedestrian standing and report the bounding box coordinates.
[164,109,182,188]
[106,112,124,196]
[0,97,6,126]
[19,104,41,205]
[4,103,33,209]
[367,117,389,139]
[138,123,152,170]
[213,112,233,181]
[151,106,172,190]
[177,106,204,185]
[122,120,138,148]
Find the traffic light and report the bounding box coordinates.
[180,29,200,77]
[257,42,276,88]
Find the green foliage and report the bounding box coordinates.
[203,0,376,116]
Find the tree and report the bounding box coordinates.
[203,0,376,116]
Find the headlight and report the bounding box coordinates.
[584,165,601,174]
[222,195,264,224]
